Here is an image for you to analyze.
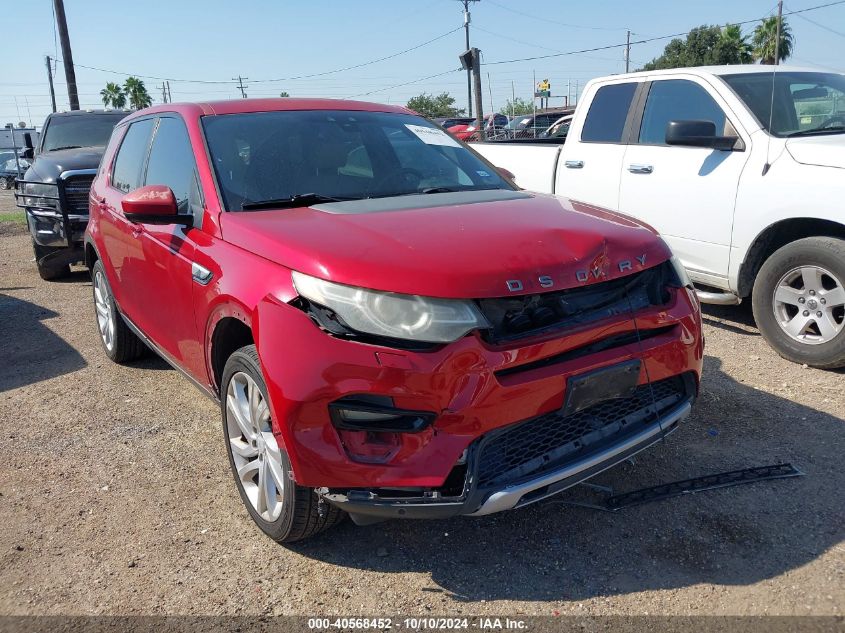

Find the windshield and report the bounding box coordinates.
[202,110,512,211]
[722,71,845,137]
[41,113,127,152]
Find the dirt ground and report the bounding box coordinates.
[0,190,842,617]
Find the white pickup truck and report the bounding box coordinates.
[474,65,845,369]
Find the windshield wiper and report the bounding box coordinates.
[788,125,845,138]
[240,193,354,210]
[48,145,83,151]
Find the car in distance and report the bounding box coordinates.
[15,110,129,279]
[85,98,703,542]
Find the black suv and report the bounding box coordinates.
[16,110,129,280]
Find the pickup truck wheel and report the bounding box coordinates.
[752,237,845,369]
[31,240,70,281]
[221,345,344,543]
[90,260,146,362]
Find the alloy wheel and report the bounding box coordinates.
[772,265,845,345]
[93,270,116,351]
[225,372,286,522]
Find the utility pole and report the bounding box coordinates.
[45,56,57,113]
[166,81,172,103]
[233,76,248,98]
[625,30,631,73]
[460,0,479,117]
[159,82,168,104]
[471,49,484,139]
[53,0,79,110]
[774,1,783,65]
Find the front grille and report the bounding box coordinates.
[476,375,689,487]
[62,175,94,215]
[478,261,677,344]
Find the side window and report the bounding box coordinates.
[638,79,727,145]
[111,119,154,192]
[580,82,637,143]
[144,117,196,213]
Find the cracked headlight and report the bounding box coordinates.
[292,271,489,343]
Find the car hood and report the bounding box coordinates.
[785,134,845,170]
[24,146,104,183]
[219,191,671,299]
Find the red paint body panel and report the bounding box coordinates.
[85,98,703,496]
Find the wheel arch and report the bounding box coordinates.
[737,218,845,298]
[208,311,256,396]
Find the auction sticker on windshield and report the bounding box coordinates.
[405,124,462,147]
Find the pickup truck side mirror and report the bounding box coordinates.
[20,133,34,160]
[122,185,192,225]
[665,120,738,151]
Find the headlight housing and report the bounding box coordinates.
[669,255,693,288]
[292,271,490,344]
[21,182,59,210]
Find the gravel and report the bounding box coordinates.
[0,190,842,616]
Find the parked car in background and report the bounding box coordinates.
[475,65,845,368]
[444,123,478,141]
[85,98,702,543]
[500,110,573,139]
[540,114,574,139]
[15,109,129,279]
[433,116,475,129]
[0,152,30,189]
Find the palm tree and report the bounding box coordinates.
[123,76,152,110]
[720,24,753,63]
[753,16,794,64]
[99,82,126,109]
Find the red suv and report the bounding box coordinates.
[85,99,703,542]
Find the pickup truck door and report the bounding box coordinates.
[617,77,751,286]
[555,80,641,210]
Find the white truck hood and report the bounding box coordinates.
[785,134,845,170]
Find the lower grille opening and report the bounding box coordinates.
[476,374,693,488]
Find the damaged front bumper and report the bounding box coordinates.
[318,375,695,524]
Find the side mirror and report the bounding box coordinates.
[21,133,34,160]
[665,120,738,151]
[497,166,516,180]
[122,185,191,225]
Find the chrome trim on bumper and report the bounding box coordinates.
[469,400,692,516]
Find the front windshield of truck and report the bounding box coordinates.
[722,71,845,137]
[41,113,128,152]
[202,110,512,211]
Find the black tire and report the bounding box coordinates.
[752,237,845,369]
[32,239,70,281]
[221,345,345,543]
[90,259,146,363]
[0,176,10,190]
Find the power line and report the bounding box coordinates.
[345,68,463,98]
[54,27,463,86]
[484,0,629,31]
[484,0,845,66]
[790,7,845,38]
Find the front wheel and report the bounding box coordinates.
[90,259,146,362]
[752,237,845,369]
[221,345,344,542]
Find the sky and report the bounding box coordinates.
[2,0,845,128]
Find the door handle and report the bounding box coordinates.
[627,164,654,174]
[564,160,584,169]
[131,225,143,238]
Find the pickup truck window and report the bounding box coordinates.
[581,82,637,143]
[111,118,154,193]
[202,110,511,211]
[145,117,196,213]
[41,112,127,152]
[638,79,727,145]
[722,71,845,137]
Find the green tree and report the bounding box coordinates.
[503,97,534,116]
[123,76,152,110]
[279,91,290,97]
[718,24,754,64]
[99,82,126,109]
[641,24,752,70]
[406,92,465,118]
[753,16,793,64]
